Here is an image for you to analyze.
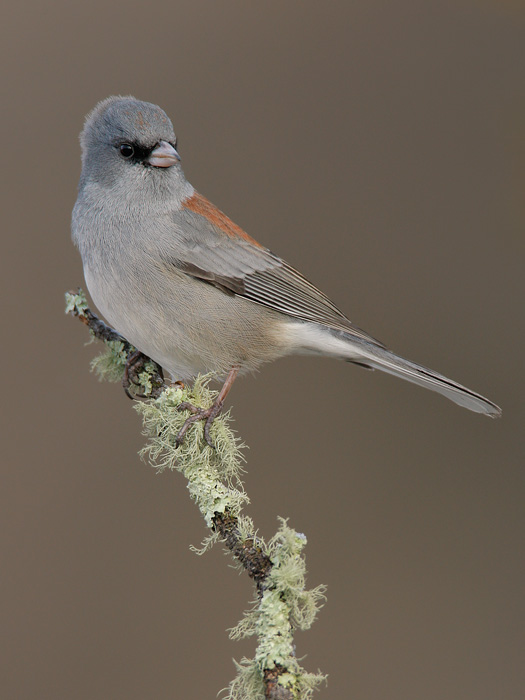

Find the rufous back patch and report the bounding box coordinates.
[182,192,263,248]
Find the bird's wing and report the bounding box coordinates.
[165,192,385,347]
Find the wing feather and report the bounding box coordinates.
[167,195,385,348]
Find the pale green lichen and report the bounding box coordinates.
[189,530,221,555]
[255,521,326,696]
[226,519,326,699]
[223,658,265,700]
[90,340,129,382]
[223,655,325,700]
[136,379,248,528]
[65,290,88,316]
[255,589,295,668]
[135,382,327,697]
[266,520,327,633]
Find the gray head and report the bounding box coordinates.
[78,96,183,191]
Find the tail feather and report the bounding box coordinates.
[289,322,501,417]
[353,343,501,417]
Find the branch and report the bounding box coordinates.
[66,289,326,700]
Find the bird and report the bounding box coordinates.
[72,96,501,443]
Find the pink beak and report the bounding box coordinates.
[146,140,180,167]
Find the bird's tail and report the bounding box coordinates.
[290,322,501,417]
[347,340,501,417]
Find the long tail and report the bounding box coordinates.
[291,323,501,416]
[349,341,501,417]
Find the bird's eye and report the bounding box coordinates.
[119,143,134,159]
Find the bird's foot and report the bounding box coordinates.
[175,399,224,448]
[174,366,239,448]
[123,350,164,399]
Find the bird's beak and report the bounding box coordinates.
[146,140,180,167]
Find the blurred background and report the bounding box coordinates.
[1,1,524,698]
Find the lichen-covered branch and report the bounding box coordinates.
[65,290,165,398]
[66,289,326,700]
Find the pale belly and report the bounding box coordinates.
[83,262,291,381]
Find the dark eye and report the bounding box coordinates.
[119,143,134,159]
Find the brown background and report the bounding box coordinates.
[1,1,524,698]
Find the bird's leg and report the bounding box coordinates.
[176,366,239,448]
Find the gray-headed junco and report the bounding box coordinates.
[72,96,501,436]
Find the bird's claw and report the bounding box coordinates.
[175,400,224,448]
[123,350,148,399]
[122,350,164,400]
